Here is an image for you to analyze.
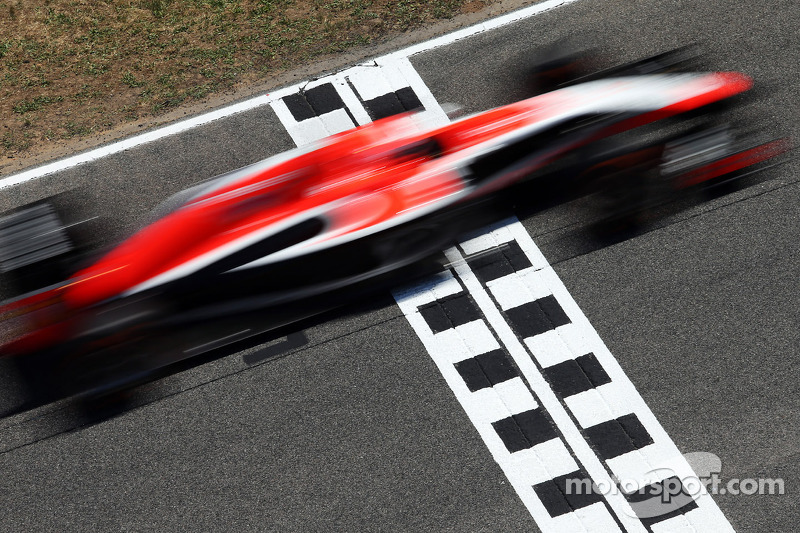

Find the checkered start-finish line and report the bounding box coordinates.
[394,220,729,533]
[270,50,734,532]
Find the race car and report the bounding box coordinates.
[0,57,787,413]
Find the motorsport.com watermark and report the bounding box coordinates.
[563,452,785,519]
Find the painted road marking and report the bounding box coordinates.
[442,224,732,531]
[274,78,366,143]
[398,273,626,533]
[271,57,448,147]
[396,219,734,532]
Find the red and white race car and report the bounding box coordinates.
[0,58,786,410]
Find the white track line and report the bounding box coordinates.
[382,0,582,61]
[0,0,581,190]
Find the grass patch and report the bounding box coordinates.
[13,96,64,114]
[63,121,93,138]
[0,0,492,159]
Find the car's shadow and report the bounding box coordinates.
[0,288,401,445]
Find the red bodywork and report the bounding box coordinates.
[0,71,785,365]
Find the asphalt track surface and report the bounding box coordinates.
[0,0,798,531]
